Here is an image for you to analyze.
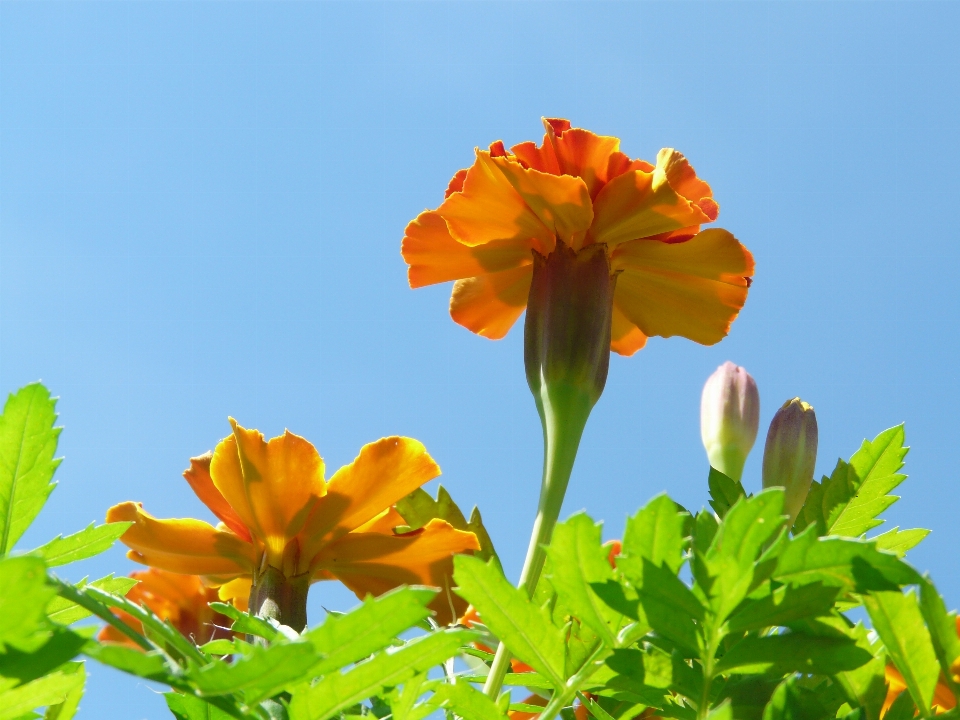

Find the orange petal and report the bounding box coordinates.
[487,155,593,249]
[611,229,754,345]
[449,265,532,340]
[133,568,207,609]
[300,437,441,560]
[401,211,534,289]
[218,577,252,612]
[313,519,480,625]
[437,151,556,251]
[591,149,717,247]
[183,453,252,543]
[211,421,326,567]
[542,119,622,197]
[354,506,408,535]
[609,302,648,356]
[107,501,255,577]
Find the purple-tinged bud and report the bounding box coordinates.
[700,361,760,482]
[762,398,818,524]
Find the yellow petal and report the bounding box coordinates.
[183,453,252,542]
[401,211,534,289]
[300,438,440,561]
[313,519,480,625]
[609,302,648,356]
[611,229,754,345]
[354,506,408,535]
[218,577,252,613]
[211,421,326,567]
[449,265,532,340]
[591,149,717,247]
[107,501,255,577]
[487,155,593,249]
[438,151,555,250]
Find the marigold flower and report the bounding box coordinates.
[98,568,233,648]
[402,118,754,356]
[107,420,480,628]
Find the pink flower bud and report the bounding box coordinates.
[762,398,818,524]
[700,362,760,482]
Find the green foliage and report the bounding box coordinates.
[0,557,57,652]
[46,575,138,626]
[30,523,131,567]
[707,468,746,520]
[0,663,84,720]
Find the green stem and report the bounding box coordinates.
[483,381,594,699]
[697,625,719,720]
[249,566,310,635]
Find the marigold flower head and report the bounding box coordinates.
[402,118,754,355]
[98,568,233,648]
[107,420,480,625]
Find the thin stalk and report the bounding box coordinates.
[52,576,152,651]
[697,625,720,720]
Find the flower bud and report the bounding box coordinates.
[700,362,760,482]
[762,398,818,524]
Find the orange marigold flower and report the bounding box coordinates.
[107,420,480,627]
[98,568,232,648]
[402,118,754,356]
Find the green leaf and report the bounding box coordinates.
[198,640,240,656]
[46,575,138,626]
[708,468,746,520]
[164,693,237,720]
[602,647,673,706]
[862,590,940,715]
[726,583,840,634]
[453,555,565,687]
[868,527,929,558]
[287,628,471,720]
[577,692,618,720]
[208,603,281,643]
[0,666,84,720]
[396,485,501,570]
[189,642,320,704]
[761,677,829,720]
[829,622,887,720]
[546,513,619,646]
[0,556,56,651]
[883,690,918,720]
[303,586,436,675]
[715,632,872,675]
[42,662,84,720]
[0,628,87,685]
[81,643,173,683]
[621,494,689,576]
[773,528,920,592]
[635,560,703,655]
[0,385,60,556]
[434,679,506,720]
[918,576,960,700]
[30,523,131,567]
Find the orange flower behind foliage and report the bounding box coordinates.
[98,568,231,648]
[402,119,754,356]
[882,616,960,715]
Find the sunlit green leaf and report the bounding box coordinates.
[917,576,960,700]
[30,523,131,567]
[81,643,173,683]
[726,583,839,634]
[868,527,929,558]
[189,642,320,704]
[208,603,281,643]
[0,628,86,686]
[0,384,60,556]
[42,662,84,720]
[761,676,829,720]
[164,692,236,720]
[0,556,55,651]
[0,665,83,720]
[715,632,872,675]
[634,560,703,655]
[708,468,746,520]
[620,494,689,577]
[434,678,506,720]
[46,575,138,626]
[828,622,886,720]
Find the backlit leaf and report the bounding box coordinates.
[30,523,131,567]
[46,575,138,626]
[189,642,320,704]
[620,494,688,576]
[434,679,506,720]
[0,665,84,720]
[0,556,55,651]
[716,632,872,675]
[708,468,746,520]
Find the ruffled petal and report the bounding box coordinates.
[107,502,255,577]
[300,438,440,561]
[437,151,556,251]
[449,265,532,340]
[609,302,648,356]
[312,519,480,625]
[183,453,252,543]
[211,421,326,567]
[590,149,717,247]
[401,211,534,289]
[611,229,754,345]
[354,506,408,535]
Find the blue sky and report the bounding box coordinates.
[2,2,959,716]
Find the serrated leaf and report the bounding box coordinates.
[46,575,138,626]
[0,628,87,685]
[0,666,84,720]
[621,494,689,576]
[602,647,674,705]
[434,678,506,720]
[869,527,929,558]
[387,673,439,720]
[287,628,471,720]
[863,589,940,715]
[0,556,55,651]
[819,622,886,720]
[164,693,236,720]
[635,560,703,655]
[81,643,173,683]
[208,603,280,643]
[708,468,746,520]
[453,555,565,687]
[189,641,320,704]
[715,632,872,675]
[918,576,960,700]
[761,676,829,720]
[42,662,84,720]
[0,384,60,555]
[726,583,840,634]
[30,523,131,567]
[303,586,436,675]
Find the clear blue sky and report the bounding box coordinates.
[2,2,959,717]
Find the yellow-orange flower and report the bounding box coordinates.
[402,118,754,356]
[98,568,233,648]
[881,616,960,716]
[107,420,480,625]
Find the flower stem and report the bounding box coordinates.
[483,380,594,698]
[249,566,310,635]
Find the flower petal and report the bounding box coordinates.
[609,302,648,356]
[354,506,408,535]
[437,151,556,250]
[449,265,532,340]
[218,577,252,612]
[183,453,252,543]
[212,421,326,566]
[313,519,480,625]
[611,229,754,345]
[300,437,440,559]
[107,501,255,577]
[401,211,534,289]
[591,149,717,247]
